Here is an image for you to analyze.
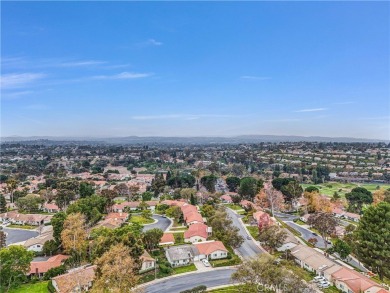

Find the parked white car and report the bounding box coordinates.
[202,259,210,267]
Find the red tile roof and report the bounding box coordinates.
[332,267,385,293]
[194,241,227,255]
[184,223,209,239]
[160,233,175,244]
[29,254,69,275]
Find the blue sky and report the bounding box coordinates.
[1,2,389,139]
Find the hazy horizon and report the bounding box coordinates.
[1,2,389,140]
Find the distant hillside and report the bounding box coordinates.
[1,135,388,144]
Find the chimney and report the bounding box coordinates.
[36,268,39,275]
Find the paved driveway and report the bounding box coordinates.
[143,215,172,232]
[3,228,39,245]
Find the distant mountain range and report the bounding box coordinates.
[1,135,388,144]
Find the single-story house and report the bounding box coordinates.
[220,195,233,203]
[277,230,299,252]
[52,265,96,293]
[331,267,388,293]
[184,211,204,225]
[43,203,60,213]
[0,212,53,226]
[29,254,69,278]
[140,251,156,273]
[159,233,175,246]
[184,223,211,243]
[165,245,199,267]
[105,212,129,222]
[24,226,54,252]
[343,212,360,222]
[112,201,158,212]
[300,214,311,223]
[291,244,339,275]
[193,241,228,260]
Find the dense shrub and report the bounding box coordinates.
[180,285,207,293]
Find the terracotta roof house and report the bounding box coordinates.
[140,251,156,273]
[184,223,211,243]
[159,233,175,245]
[220,195,233,203]
[52,265,96,293]
[29,254,69,278]
[43,203,60,213]
[105,212,129,221]
[184,211,204,225]
[194,240,228,260]
[0,212,53,226]
[331,267,388,293]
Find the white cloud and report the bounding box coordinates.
[240,76,271,80]
[92,72,153,80]
[131,114,235,120]
[0,73,46,89]
[60,60,107,67]
[146,39,163,46]
[294,108,327,113]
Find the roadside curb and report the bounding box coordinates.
[136,266,237,289]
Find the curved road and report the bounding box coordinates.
[142,215,172,232]
[144,268,236,293]
[225,208,264,259]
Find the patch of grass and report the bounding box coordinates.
[246,226,259,239]
[173,232,185,244]
[9,281,49,293]
[294,219,306,225]
[323,286,343,293]
[129,215,154,225]
[301,182,390,199]
[208,285,249,292]
[7,224,36,230]
[282,260,315,282]
[169,226,188,231]
[210,247,241,267]
[226,204,244,211]
[172,263,197,274]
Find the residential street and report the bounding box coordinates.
[3,228,39,245]
[142,215,171,232]
[225,208,264,259]
[144,268,236,293]
[285,221,329,249]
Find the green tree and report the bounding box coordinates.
[201,175,218,193]
[79,182,94,198]
[166,206,182,220]
[141,209,152,220]
[151,174,166,197]
[141,191,153,201]
[346,187,373,214]
[239,177,263,201]
[5,178,18,203]
[304,186,319,193]
[226,177,240,192]
[190,193,197,205]
[258,225,287,253]
[0,227,6,248]
[354,202,390,280]
[143,228,163,250]
[55,189,75,210]
[280,180,303,207]
[307,212,337,250]
[66,195,107,225]
[328,239,351,260]
[43,239,58,256]
[0,194,7,213]
[51,212,67,244]
[0,245,34,292]
[16,194,44,213]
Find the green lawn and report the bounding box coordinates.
[7,224,37,230]
[208,285,248,292]
[173,232,185,244]
[302,182,390,198]
[226,204,244,211]
[172,263,197,274]
[323,286,343,293]
[129,215,154,225]
[9,281,49,293]
[246,226,259,239]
